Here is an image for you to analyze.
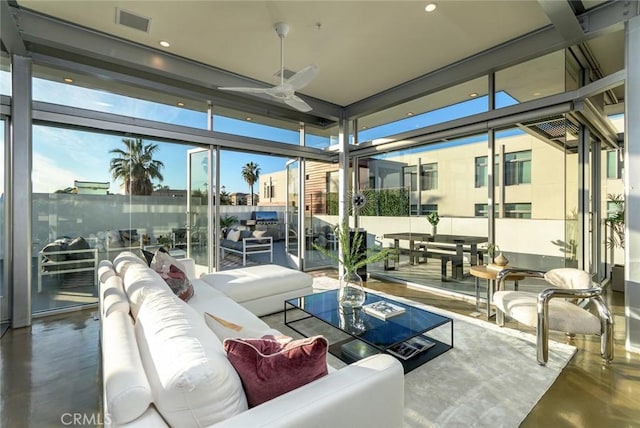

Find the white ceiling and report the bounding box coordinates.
[17,0,555,106]
[9,0,625,133]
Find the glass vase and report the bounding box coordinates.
[338,270,366,308]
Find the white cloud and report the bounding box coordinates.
[32,152,86,193]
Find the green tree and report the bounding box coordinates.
[241,162,261,206]
[220,185,232,205]
[109,138,164,195]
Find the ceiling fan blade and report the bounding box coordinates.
[218,86,270,94]
[286,64,319,91]
[285,95,312,112]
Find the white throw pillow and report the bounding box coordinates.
[204,312,281,340]
[252,230,266,238]
[227,229,241,242]
[544,268,592,290]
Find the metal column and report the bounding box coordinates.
[10,55,32,327]
[625,14,640,353]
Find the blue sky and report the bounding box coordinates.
[3,69,625,196]
[28,77,293,194]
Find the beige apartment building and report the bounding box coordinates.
[259,128,624,222]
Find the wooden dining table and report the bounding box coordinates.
[383,233,488,266]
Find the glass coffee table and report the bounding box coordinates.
[285,290,453,373]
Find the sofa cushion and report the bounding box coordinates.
[102,310,153,425]
[41,242,66,262]
[113,251,148,278]
[220,239,243,251]
[224,335,328,407]
[65,236,92,259]
[101,275,130,317]
[135,291,247,427]
[122,263,173,318]
[98,260,116,283]
[204,312,281,341]
[200,265,313,304]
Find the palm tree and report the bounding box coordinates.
[241,162,261,205]
[109,138,164,195]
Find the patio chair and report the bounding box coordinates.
[494,268,613,366]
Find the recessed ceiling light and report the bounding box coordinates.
[425,3,437,12]
[406,112,414,117]
[533,92,541,96]
[469,92,478,98]
[246,117,253,121]
[63,77,74,83]
[159,40,171,48]
[361,126,368,130]
[176,101,185,107]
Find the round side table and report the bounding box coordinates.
[469,265,525,318]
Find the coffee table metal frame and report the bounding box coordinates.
[284,289,453,373]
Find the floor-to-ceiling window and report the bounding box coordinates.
[359,133,489,295]
[493,124,573,271]
[31,125,201,313]
[1,119,6,323]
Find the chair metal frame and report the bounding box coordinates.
[495,268,613,366]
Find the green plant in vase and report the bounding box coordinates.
[605,193,625,292]
[313,223,392,308]
[427,212,440,236]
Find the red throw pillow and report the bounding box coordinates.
[151,250,194,301]
[224,335,328,407]
[163,264,194,302]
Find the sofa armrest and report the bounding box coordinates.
[210,354,404,428]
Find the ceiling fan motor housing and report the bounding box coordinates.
[274,22,289,39]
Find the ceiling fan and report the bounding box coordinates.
[218,22,318,112]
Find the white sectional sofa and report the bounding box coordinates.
[98,251,404,428]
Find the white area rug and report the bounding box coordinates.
[263,275,576,428]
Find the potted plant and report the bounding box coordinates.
[220,215,238,236]
[427,212,440,236]
[606,193,625,292]
[313,223,392,308]
[157,235,172,249]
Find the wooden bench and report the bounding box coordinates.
[413,243,464,280]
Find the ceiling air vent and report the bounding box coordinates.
[116,8,151,33]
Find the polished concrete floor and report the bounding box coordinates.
[1,275,639,427]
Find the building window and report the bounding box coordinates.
[410,204,418,216]
[474,203,499,217]
[606,150,620,179]
[504,203,532,218]
[403,166,417,191]
[421,163,438,190]
[504,150,531,186]
[475,156,499,187]
[263,182,275,199]
[420,204,437,216]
